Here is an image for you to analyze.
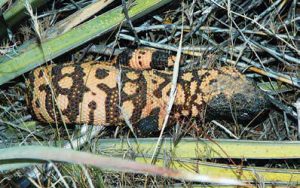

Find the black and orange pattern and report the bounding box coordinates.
[26,48,270,132]
[112,48,179,70]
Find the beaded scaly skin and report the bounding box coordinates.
[26,48,270,132]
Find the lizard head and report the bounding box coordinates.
[199,66,270,124]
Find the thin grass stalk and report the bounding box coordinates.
[0,0,173,86]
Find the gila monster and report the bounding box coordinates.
[26,48,270,133]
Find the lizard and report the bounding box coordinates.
[25,48,270,133]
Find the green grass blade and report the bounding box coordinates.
[0,0,9,8]
[0,0,172,85]
[97,138,300,159]
[0,0,49,36]
[257,81,292,94]
[140,158,300,184]
[0,146,245,185]
[4,0,49,26]
[97,138,300,184]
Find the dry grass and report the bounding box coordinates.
[0,0,299,187]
